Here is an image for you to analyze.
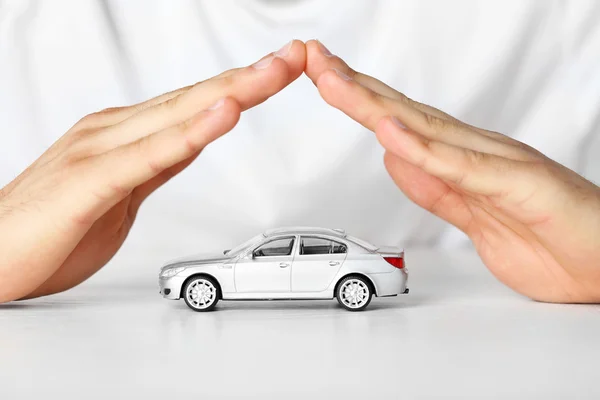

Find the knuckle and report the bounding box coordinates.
[162,94,182,112]
[177,118,192,133]
[73,107,126,129]
[61,147,89,167]
[135,137,163,176]
[365,88,387,109]
[530,159,555,180]
[518,141,546,159]
[132,102,151,115]
[60,129,101,162]
[98,106,127,115]
[413,144,431,170]
[73,113,101,129]
[218,73,236,89]
[105,180,132,200]
[453,169,468,187]
[400,93,415,106]
[399,94,422,110]
[423,112,449,132]
[464,148,486,168]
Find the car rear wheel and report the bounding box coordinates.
[183,276,220,312]
[336,276,372,311]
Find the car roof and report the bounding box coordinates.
[263,227,347,239]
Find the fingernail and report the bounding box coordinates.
[391,116,407,129]
[274,40,293,58]
[208,98,225,110]
[317,40,334,57]
[252,55,275,70]
[333,68,352,81]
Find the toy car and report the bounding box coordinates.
[158,227,408,312]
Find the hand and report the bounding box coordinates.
[0,40,307,303]
[304,40,600,303]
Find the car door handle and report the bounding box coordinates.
[329,261,340,266]
[279,262,290,268]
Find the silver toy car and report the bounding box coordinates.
[158,227,408,312]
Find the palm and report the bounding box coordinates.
[383,152,596,302]
[26,155,200,298]
[462,194,567,301]
[26,196,135,297]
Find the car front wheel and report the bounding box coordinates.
[336,276,373,311]
[183,276,220,312]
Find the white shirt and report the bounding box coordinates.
[1,0,599,274]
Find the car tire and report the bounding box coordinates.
[183,276,220,312]
[336,276,373,311]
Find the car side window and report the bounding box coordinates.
[300,237,347,255]
[332,241,347,254]
[253,237,295,257]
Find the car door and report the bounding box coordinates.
[291,236,348,293]
[234,236,295,293]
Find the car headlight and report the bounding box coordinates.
[160,266,185,278]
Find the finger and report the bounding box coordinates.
[305,40,458,122]
[315,65,535,162]
[89,40,306,152]
[305,40,537,160]
[375,116,533,198]
[75,97,241,222]
[306,40,540,151]
[77,86,194,129]
[383,151,473,234]
[79,67,252,129]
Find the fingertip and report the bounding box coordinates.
[375,116,414,160]
[270,55,293,87]
[315,68,338,88]
[264,39,305,84]
[281,39,307,79]
[193,97,241,134]
[305,39,343,84]
[315,68,352,103]
[216,96,242,128]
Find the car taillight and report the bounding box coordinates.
[384,257,404,269]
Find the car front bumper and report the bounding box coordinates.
[159,276,186,300]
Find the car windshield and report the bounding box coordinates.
[346,235,378,252]
[225,233,265,257]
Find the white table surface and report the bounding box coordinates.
[1,247,599,399]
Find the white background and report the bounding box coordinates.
[1,2,600,398]
[1,0,599,283]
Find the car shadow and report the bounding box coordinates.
[176,296,430,313]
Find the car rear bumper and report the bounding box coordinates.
[370,268,408,297]
[159,276,185,300]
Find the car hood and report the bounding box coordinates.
[162,252,233,269]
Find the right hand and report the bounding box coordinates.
[0,40,306,303]
[304,39,600,303]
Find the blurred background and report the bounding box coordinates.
[1,0,599,284]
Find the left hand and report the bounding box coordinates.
[304,40,600,303]
[0,40,307,302]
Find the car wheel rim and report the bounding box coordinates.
[187,279,217,309]
[340,279,369,309]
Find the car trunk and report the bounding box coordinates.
[375,246,404,258]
